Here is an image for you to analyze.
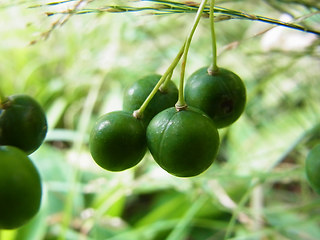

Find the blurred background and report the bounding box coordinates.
[0,0,320,239]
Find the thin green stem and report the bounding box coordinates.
[160,70,173,92]
[175,0,208,109]
[134,42,185,119]
[209,0,218,74]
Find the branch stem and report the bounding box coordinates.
[160,70,173,92]
[176,0,208,109]
[134,42,185,118]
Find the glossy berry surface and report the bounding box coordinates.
[0,94,47,154]
[306,144,320,194]
[185,67,246,128]
[146,107,220,177]
[123,74,178,127]
[89,111,147,171]
[0,146,42,229]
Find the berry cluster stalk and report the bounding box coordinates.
[175,0,208,110]
[134,0,209,116]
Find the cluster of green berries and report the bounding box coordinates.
[89,68,246,177]
[0,94,47,229]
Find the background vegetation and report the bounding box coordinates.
[0,0,319,239]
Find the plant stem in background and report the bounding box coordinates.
[167,195,208,240]
[133,42,185,119]
[41,1,320,36]
[209,0,219,74]
[58,78,103,240]
[175,0,208,109]
[224,178,261,240]
[250,184,264,232]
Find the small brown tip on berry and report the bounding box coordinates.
[133,110,142,119]
[207,66,219,76]
[175,103,188,111]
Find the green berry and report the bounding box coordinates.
[185,67,246,128]
[0,146,42,229]
[0,94,47,154]
[147,107,220,177]
[89,111,147,171]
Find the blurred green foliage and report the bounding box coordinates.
[0,0,320,239]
